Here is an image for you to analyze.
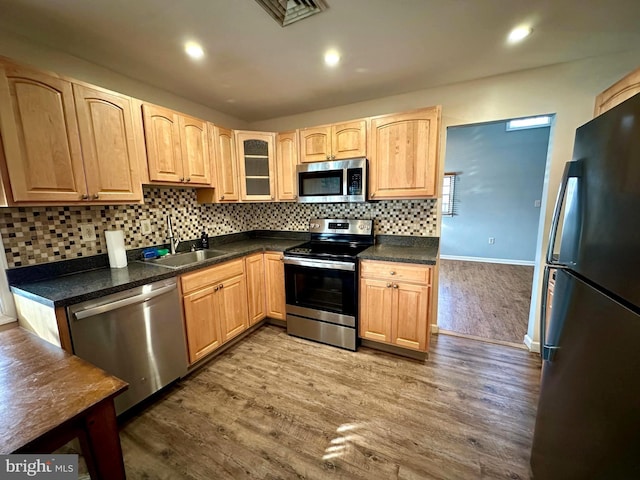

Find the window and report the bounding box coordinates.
[441,173,456,216]
[506,115,552,131]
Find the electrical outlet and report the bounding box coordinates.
[534,199,541,207]
[488,237,495,245]
[140,219,152,236]
[80,223,96,242]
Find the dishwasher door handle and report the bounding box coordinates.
[73,283,177,320]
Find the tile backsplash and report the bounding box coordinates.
[1,187,438,268]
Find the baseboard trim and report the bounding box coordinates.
[267,317,286,328]
[438,329,528,350]
[439,255,535,266]
[360,339,427,361]
[524,334,540,353]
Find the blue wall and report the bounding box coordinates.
[441,120,550,262]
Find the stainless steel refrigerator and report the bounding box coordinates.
[531,93,640,478]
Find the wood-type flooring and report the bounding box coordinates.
[438,260,534,344]
[118,325,541,479]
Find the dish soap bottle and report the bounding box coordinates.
[201,229,209,249]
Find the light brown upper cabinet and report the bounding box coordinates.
[299,119,367,163]
[276,130,299,201]
[210,125,240,202]
[368,106,441,200]
[235,131,276,202]
[594,67,640,117]
[142,104,211,186]
[0,61,142,204]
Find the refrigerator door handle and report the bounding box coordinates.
[546,160,582,266]
[540,266,562,361]
[540,266,550,360]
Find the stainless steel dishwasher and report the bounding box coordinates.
[67,278,188,415]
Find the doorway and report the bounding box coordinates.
[437,117,552,345]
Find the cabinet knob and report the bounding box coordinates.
[280,256,284,262]
[293,195,297,199]
[186,177,191,182]
[214,285,219,292]
[220,195,225,200]
[179,177,185,182]
[393,284,398,289]
[390,271,396,275]
[81,194,89,200]
[219,283,224,289]
[271,195,274,200]
[326,155,330,160]
[93,193,99,199]
[386,282,392,288]
[331,155,336,160]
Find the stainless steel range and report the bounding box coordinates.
[283,218,373,351]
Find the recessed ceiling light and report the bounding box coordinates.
[185,41,204,59]
[508,26,532,44]
[324,50,341,67]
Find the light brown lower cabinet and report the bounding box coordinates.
[181,258,249,364]
[264,251,286,320]
[245,253,267,325]
[359,260,433,352]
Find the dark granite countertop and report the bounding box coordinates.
[358,235,439,265]
[10,232,440,308]
[10,237,305,308]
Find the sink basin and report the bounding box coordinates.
[142,249,227,269]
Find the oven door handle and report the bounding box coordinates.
[283,257,355,272]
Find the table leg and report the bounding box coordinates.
[78,398,126,480]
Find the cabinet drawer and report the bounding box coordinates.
[360,260,431,285]
[181,258,244,294]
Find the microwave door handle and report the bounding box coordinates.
[546,160,582,266]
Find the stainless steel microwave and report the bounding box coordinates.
[296,158,367,203]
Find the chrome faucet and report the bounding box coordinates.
[166,215,180,255]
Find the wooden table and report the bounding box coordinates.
[0,327,128,479]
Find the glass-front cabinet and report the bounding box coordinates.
[235,131,276,201]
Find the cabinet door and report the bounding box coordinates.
[299,126,331,163]
[179,115,211,185]
[359,278,393,343]
[142,104,183,183]
[218,274,249,342]
[332,120,366,160]
[236,131,275,201]
[73,85,142,202]
[368,107,441,199]
[211,125,240,202]
[276,131,298,201]
[183,286,222,364]
[264,252,286,320]
[0,63,87,202]
[245,253,266,325]
[594,67,640,117]
[392,283,430,351]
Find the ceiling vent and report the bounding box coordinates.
[254,0,328,27]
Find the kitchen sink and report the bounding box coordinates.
[141,249,228,269]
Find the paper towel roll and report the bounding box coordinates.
[105,230,128,269]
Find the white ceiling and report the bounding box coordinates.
[1,0,639,122]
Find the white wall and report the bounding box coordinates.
[0,31,248,129]
[250,50,640,350]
